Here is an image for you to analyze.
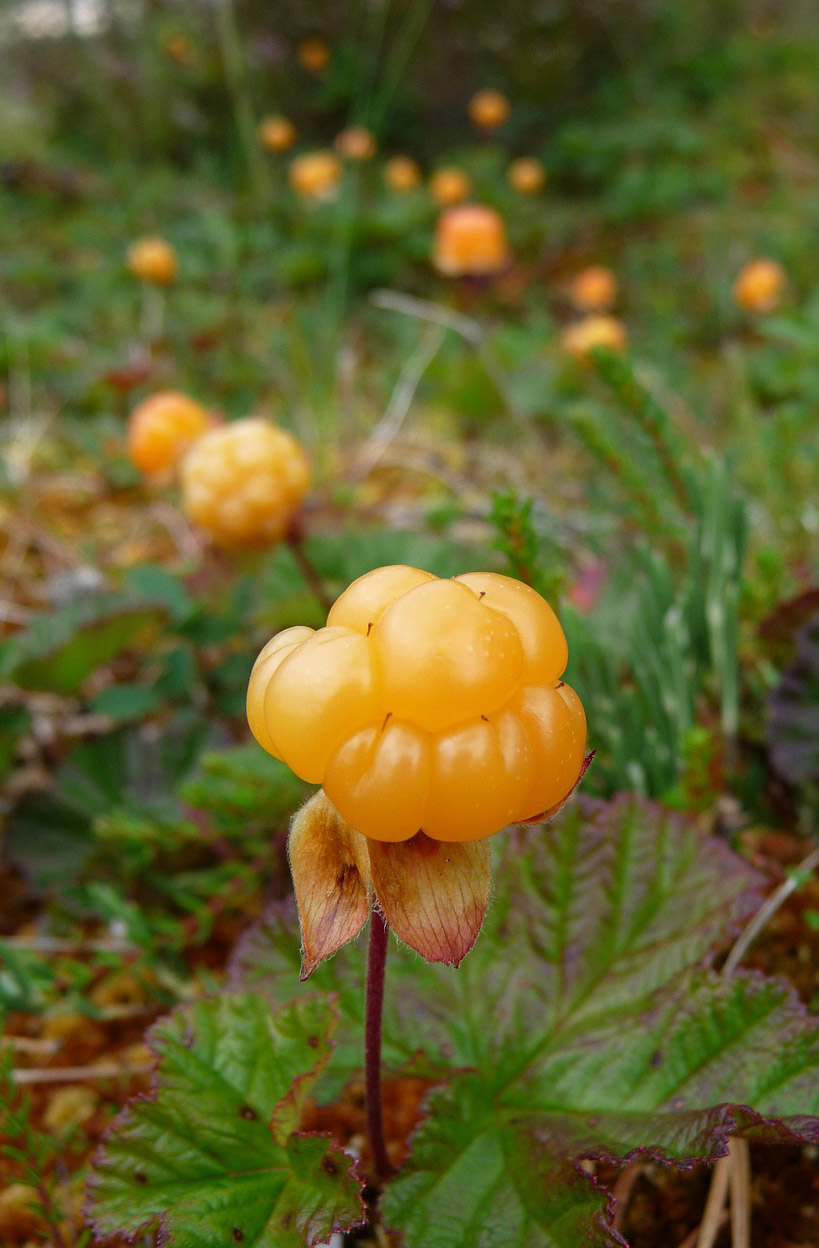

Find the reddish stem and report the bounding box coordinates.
[365,907,393,1182]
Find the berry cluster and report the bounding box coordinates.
[248,566,586,842]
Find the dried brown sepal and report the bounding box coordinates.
[517,750,596,826]
[368,832,491,967]
[289,790,371,980]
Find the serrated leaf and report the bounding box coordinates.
[87,994,364,1247]
[233,796,819,1245]
[382,1080,620,1248]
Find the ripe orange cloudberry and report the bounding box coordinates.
[469,88,511,130]
[433,204,510,277]
[733,258,785,314]
[248,566,586,843]
[429,166,472,207]
[180,418,310,548]
[258,115,296,153]
[570,265,618,313]
[507,157,546,194]
[126,236,177,286]
[335,126,377,161]
[560,315,627,360]
[384,155,421,193]
[289,151,342,200]
[127,391,213,479]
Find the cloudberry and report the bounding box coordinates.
[733,258,785,314]
[433,205,510,277]
[180,418,310,548]
[127,391,212,479]
[248,566,586,843]
[469,89,511,130]
[570,266,618,313]
[126,236,177,285]
[429,167,472,207]
[258,115,296,153]
[507,157,546,194]
[289,151,342,200]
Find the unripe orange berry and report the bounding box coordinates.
[126,236,177,286]
[180,418,310,549]
[569,265,618,313]
[469,89,511,130]
[560,315,627,360]
[733,258,786,313]
[429,166,472,207]
[433,204,510,277]
[335,126,377,162]
[507,157,546,194]
[127,391,213,479]
[384,155,421,193]
[258,115,296,153]
[298,36,330,73]
[248,566,586,843]
[288,151,342,200]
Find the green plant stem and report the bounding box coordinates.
[365,907,393,1183]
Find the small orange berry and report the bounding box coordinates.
[258,115,296,153]
[335,126,377,162]
[469,89,511,130]
[733,258,786,314]
[288,151,342,200]
[180,418,311,549]
[560,315,627,360]
[429,166,472,207]
[127,391,213,480]
[298,36,330,73]
[507,157,546,194]
[384,155,421,193]
[569,266,618,313]
[433,204,510,277]
[126,237,177,286]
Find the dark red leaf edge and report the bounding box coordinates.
[83,992,366,1247]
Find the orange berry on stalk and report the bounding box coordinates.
[429,166,472,207]
[507,157,546,194]
[384,155,421,193]
[469,88,511,130]
[180,418,310,549]
[128,391,213,480]
[560,315,627,360]
[288,151,342,200]
[733,258,786,314]
[335,125,377,162]
[570,265,618,313]
[248,566,586,843]
[126,236,177,286]
[433,204,510,277]
[258,115,296,153]
[298,36,330,73]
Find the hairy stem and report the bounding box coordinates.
[365,907,393,1182]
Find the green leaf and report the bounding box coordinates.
[90,683,164,720]
[0,592,169,695]
[232,796,819,1246]
[383,1080,619,1248]
[87,994,364,1247]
